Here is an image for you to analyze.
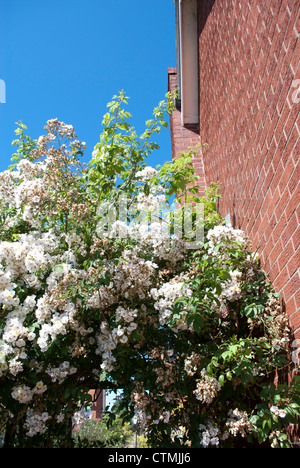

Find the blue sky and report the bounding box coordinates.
[0,0,177,173]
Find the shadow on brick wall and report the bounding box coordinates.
[198,0,216,35]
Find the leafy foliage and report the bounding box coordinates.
[0,92,298,448]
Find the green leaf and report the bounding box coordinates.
[218,374,225,386]
[144,184,150,196]
[100,371,108,382]
[221,351,230,361]
[193,315,203,334]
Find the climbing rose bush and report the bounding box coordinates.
[0,92,299,448]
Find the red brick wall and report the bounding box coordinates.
[168,68,206,197]
[169,3,299,439]
[193,0,299,341]
[169,0,299,349]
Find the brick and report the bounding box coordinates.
[292,225,300,251]
[278,240,295,270]
[286,250,300,284]
[285,295,297,317]
[290,38,300,74]
[294,283,300,309]
[289,308,300,331]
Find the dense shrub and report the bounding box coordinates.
[0,92,298,448]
